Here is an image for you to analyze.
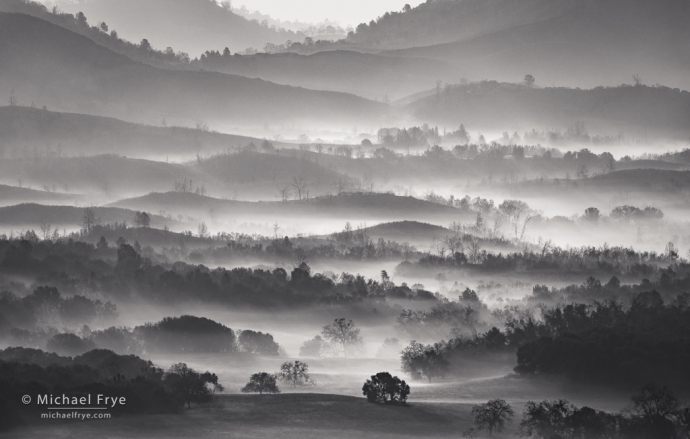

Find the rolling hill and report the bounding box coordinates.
[0,106,285,160]
[109,192,467,223]
[0,155,192,199]
[405,82,690,136]
[57,0,304,56]
[0,13,387,128]
[382,0,690,90]
[0,184,78,207]
[194,50,458,100]
[0,204,180,232]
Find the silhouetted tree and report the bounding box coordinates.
[362,372,409,404]
[472,399,514,436]
[241,372,280,395]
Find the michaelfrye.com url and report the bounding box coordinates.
[41,411,112,420]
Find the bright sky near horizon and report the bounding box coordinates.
[235,0,426,26]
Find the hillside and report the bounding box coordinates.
[58,0,303,56]
[110,192,466,223]
[383,0,690,90]
[0,184,77,207]
[405,82,690,135]
[194,50,458,100]
[0,107,285,160]
[583,169,690,193]
[0,13,387,128]
[348,0,578,50]
[360,221,454,242]
[0,155,193,199]
[0,204,179,232]
[194,151,349,188]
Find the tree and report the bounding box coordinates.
[321,318,363,357]
[583,208,600,223]
[133,211,151,228]
[299,335,327,357]
[362,372,409,404]
[140,39,152,51]
[519,400,575,439]
[524,74,535,88]
[165,363,216,408]
[629,384,679,429]
[472,399,514,436]
[277,361,314,388]
[197,221,209,238]
[75,11,87,26]
[499,200,532,241]
[238,330,280,356]
[292,176,308,201]
[400,341,449,382]
[220,0,232,11]
[9,90,17,106]
[241,372,280,395]
[81,207,100,234]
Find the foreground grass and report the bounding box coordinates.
[6,376,631,438]
[6,393,502,439]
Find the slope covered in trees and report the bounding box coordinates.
[56,0,303,55]
[0,13,386,128]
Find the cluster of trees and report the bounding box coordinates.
[376,125,441,147]
[0,236,439,311]
[466,386,690,439]
[2,314,281,358]
[400,242,676,278]
[396,288,491,340]
[0,286,117,332]
[299,318,363,357]
[403,287,690,390]
[241,360,315,394]
[0,348,222,431]
[514,291,690,388]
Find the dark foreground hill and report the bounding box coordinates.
[0,13,386,128]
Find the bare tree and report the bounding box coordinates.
[81,207,100,235]
[39,222,52,240]
[499,200,532,242]
[197,221,209,238]
[292,176,308,201]
[278,185,292,202]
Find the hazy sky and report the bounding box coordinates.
[235,0,426,26]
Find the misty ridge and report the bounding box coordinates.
[1,0,690,438]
